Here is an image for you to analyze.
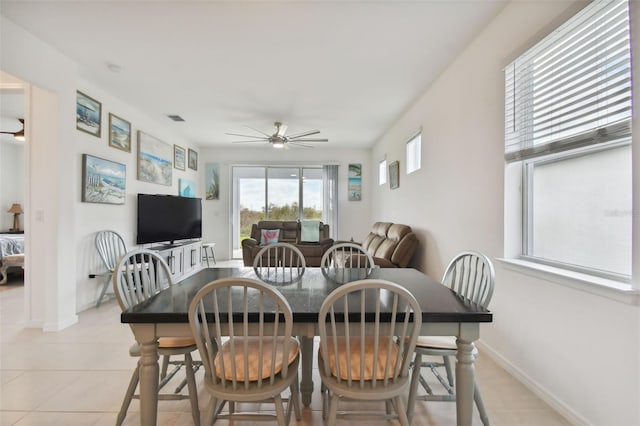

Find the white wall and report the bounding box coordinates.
[370,1,640,425]
[199,146,372,260]
[73,79,199,311]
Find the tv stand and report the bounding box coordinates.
[150,240,202,282]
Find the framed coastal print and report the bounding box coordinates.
[174,144,186,170]
[389,160,400,190]
[179,178,196,197]
[81,154,126,204]
[108,113,131,152]
[137,131,172,186]
[188,148,198,171]
[205,162,219,200]
[348,163,362,201]
[76,91,102,137]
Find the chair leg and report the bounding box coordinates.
[95,273,112,307]
[206,397,217,426]
[274,394,287,426]
[406,352,421,424]
[474,381,490,426]
[327,392,339,425]
[394,396,410,426]
[443,355,454,387]
[183,353,201,426]
[116,366,139,426]
[160,355,170,379]
[291,373,302,421]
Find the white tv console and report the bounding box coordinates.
[150,240,202,282]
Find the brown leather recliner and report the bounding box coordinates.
[242,220,334,267]
[359,222,418,268]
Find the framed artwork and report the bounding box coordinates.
[188,148,198,171]
[348,163,362,201]
[137,130,173,186]
[389,161,400,190]
[179,178,196,197]
[76,91,102,137]
[174,145,186,170]
[108,113,131,152]
[81,154,126,204]
[205,162,219,200]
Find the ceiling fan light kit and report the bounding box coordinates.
[227,121,328,148]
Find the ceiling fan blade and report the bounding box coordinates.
[291,138,328,142]
[243,125,272,138]
[287,130,320,139]
[225,132,268,139]
[0,131,16,135]
[231,140,268,144]
[288,142,314,148]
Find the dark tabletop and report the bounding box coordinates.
[120,267,493,324]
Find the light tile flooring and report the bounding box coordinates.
[0,265,571,425]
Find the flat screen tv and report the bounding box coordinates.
[136,194,202,245]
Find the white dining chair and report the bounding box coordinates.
[407,251,495,425]
[188,276,302,425]
[113,248,201,426]
[253,242,306,284]
[320,242,376,284]
[317,278,422,425]
[94,230,127,307]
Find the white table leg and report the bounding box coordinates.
[455,337,476,426]
[135,327,159,426]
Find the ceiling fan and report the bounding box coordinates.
[0,118,25,141]
[227,121,328,148]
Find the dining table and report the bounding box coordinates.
[120,266,492,426]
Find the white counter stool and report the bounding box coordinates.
[202,242,216,267]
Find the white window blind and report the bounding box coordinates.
[504,0,631,162]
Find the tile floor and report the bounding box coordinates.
[0,265,571,425]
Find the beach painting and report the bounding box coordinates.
[109,113,131,152]
[82,154,126,204]
[205,162,219,200]
[348,163,362,201]
[137,131,172,186]
[76,91,102,137]
[179,178,196,197]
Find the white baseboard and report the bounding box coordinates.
[476,340,590,426]
[43,315,78,332]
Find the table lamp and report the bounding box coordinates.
[7,203,23,231]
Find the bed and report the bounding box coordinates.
[0,233,24,284]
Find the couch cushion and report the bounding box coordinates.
[375,239,399,260]
[260,229,280,245]
[387,224,411,241]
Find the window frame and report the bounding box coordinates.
[405,132,421,175]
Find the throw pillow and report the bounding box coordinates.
[260,229,280,246]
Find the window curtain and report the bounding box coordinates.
[322,165,338,240]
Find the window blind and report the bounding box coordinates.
[504,0,631,162]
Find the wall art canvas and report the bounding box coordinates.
[174,145,186,170]
[389,160,400,190]
[179,178,196,197]
[137,131,172,186]
[76,91,102,137]
[108,113,131,152]
[348,163,362,201]
[188,148,198,171]
[81,154,126,204]
[205,162,220,200]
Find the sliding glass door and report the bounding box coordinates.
[231,166,326,258]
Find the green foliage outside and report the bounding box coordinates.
[239,203,322,241]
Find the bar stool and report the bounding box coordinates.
[202,242,216,267]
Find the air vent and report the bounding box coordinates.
[167,115,185,122]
